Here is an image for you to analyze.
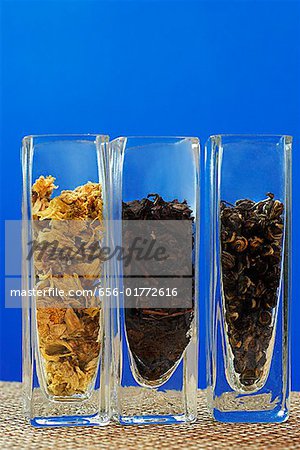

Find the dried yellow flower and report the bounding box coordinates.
[33,176,102,221]
[32,175,103,397]
[32,176,57,219]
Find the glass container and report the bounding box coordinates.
[22,134,110,427]
[109,137,200,425]
[205,135,292,422]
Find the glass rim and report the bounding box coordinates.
[22,134,109,144]
[110,135,200,143]
[208,133,292,141]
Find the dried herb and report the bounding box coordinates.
[123,194,194,384]
[32,176,103,397]
[36,306,101,396]
[220,193,284,387]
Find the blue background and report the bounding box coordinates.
[1,0,300,389]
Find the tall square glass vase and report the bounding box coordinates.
[109,137,200,425]
[22,134,110,427]
[205,135,292,423]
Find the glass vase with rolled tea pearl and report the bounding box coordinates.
[205,135,291,423]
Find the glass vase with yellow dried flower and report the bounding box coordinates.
[22,135,110,427]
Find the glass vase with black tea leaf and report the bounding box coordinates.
[22,135,110,427]
[109,137,200,425]
[205,135,292,422]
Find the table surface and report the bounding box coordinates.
[1,382,300,450]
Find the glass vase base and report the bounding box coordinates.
[211,392,289,423]
[30,414,110,428]
[119,413,196,426]
[26,388,110,428]
[212,408,288,423]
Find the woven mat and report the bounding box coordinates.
[1,383,300,450]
